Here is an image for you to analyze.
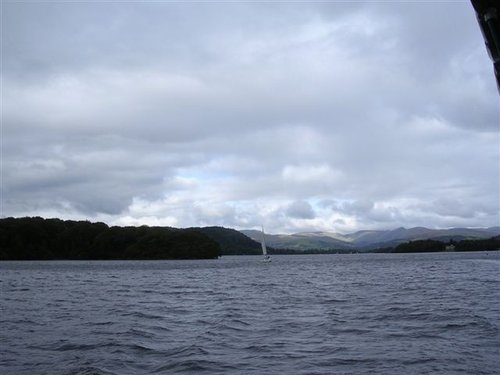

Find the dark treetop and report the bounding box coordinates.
[0,217,221,260]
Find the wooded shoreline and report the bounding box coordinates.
[1,217,498,260]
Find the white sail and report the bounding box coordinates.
[261,226,271,262]
[261,226,267,256]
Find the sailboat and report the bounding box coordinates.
[261,226,271,262]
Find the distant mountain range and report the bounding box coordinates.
[240,227,500,250]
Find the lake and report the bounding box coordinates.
[1,252,499,374]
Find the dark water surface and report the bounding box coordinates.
[1,252,499,374]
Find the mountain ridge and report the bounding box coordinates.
[240,227,500,250]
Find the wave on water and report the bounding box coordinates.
[1,252,499,375]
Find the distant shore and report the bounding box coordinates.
[1,217,499,260]
[0,217,220,260]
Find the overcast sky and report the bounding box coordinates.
[2,0,499,234]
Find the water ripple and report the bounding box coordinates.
[1,253,499,375]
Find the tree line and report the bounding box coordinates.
[389,237,500,253]
[1,217,498,260]
[0,217,220,260]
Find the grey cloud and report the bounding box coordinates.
[3,134,191,215]
[3,2,499,232]
[286,201,316,220]
[340,200,375,215]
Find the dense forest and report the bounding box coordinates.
[0,217,221,260]
[1,217,498,260]
[193,226,262,255]
[390,237,500,253]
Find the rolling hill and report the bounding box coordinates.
[241,227,500,250]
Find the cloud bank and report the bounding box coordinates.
[2,1,499,233]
